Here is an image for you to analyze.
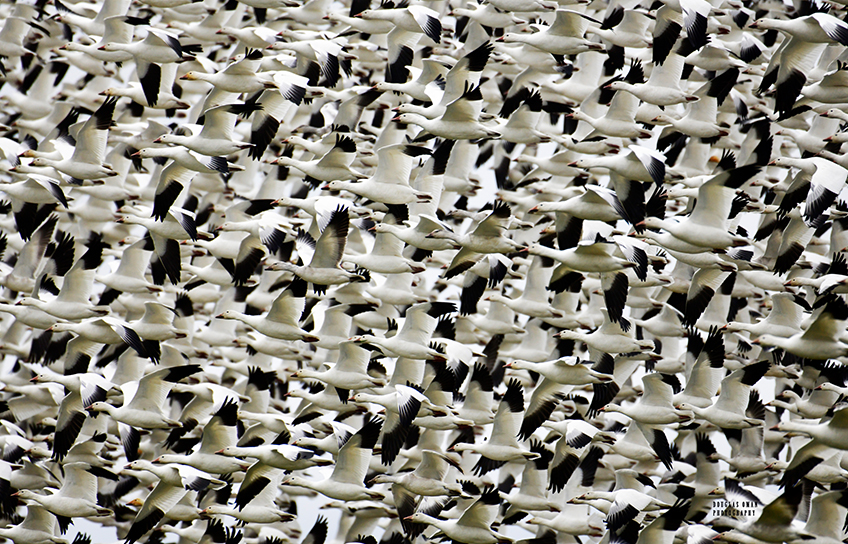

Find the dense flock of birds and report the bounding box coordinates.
[9,0,848,542]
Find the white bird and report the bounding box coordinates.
[406,487,511,544]
[13,462,113,527]
[498,10,604,56]
[753,295,848,360]
[641,164,761,251]
[326,143,432,205]
[217,278,319,342]
[678,361,770,428]
[154,104,256,156]
[100,27,198,107]
[86,365,201,430]
[29,98,119,182]
[282,416,386,501]
[451,379,540,475]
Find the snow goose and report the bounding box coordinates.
[362,3,441,39]
[123,478,191,544]
[753,295,848,360]
[216,442,332,472]
[351,384,431,465]
[451,2,526,29]
[486,0,556,11]
[769,156,848,225]
[181,49,277,94]
[801,66,848,105]
[570,145,666,184]
[268,35,348,87]
[129,301,185,342]
[267,206,367,294]
[326,143,432,205]
[133,146,238,177]
[395,85,500,141]
[155,103,256,156]
[529,238,640,292]
[595,415,665,465]
[773,406,848,488]
[100,28,199,107]
[373,450,466,535]
[372,214,456,256]
[676,360,770,429]
[768,387,837,420]
[542,419,610,491]
[710,414,769,478]
[493,90,553,145]
[724,292,806,339]
[60,15,134,62]
[505,356,612,385]
[310,301,375,350]
[554,309,655,354]
[370,448,464,499]
[271,135,365,182]
[349,302,455,361]
[406,487,511,544]
[373,60,448,102]
[350,308,455,361]
[484,258,560,319]
[671,326,725,408]
[451,379,540,475]
[115,205,201,285]
[28,98,118,182]
[430,201,524,267]
[713,483,810,543]
[0,174,71,211]
[283,416,386,501]
[347,223,426,275]
[216,25,279,49]
[217,277,319,342]
[798,488,848,543]
[18,246,111,322]
[395,41,493,121]
[28,368,114,460]
[292,340,386,397]
[651,0,712,64]
[498,10,604,57]
[0,215,73,295]
[607,55,699,106]
[756,36,827,115]
[0,504,64,544]
[99,62,189,112]
[640,164,761,251]
[602,372,692,425]
[14,462,113,524]
[456,253,516,316]
[155,400,251,474]
[652,68,738,141]
[52,0,131,38]
[587,7,652,48]
[750,13,848,45]
[288,385,364,424]
[526,508,605,537]
[246,71,308,160]
[454,363,496,426]
[87,365,201,430]
[201,466,295,523]
[571,488,671,528]
[499,441,560,520]
[528,187,622,223]
[0,17,36,70]
[46,314,151,355]
[567,82,652,140]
